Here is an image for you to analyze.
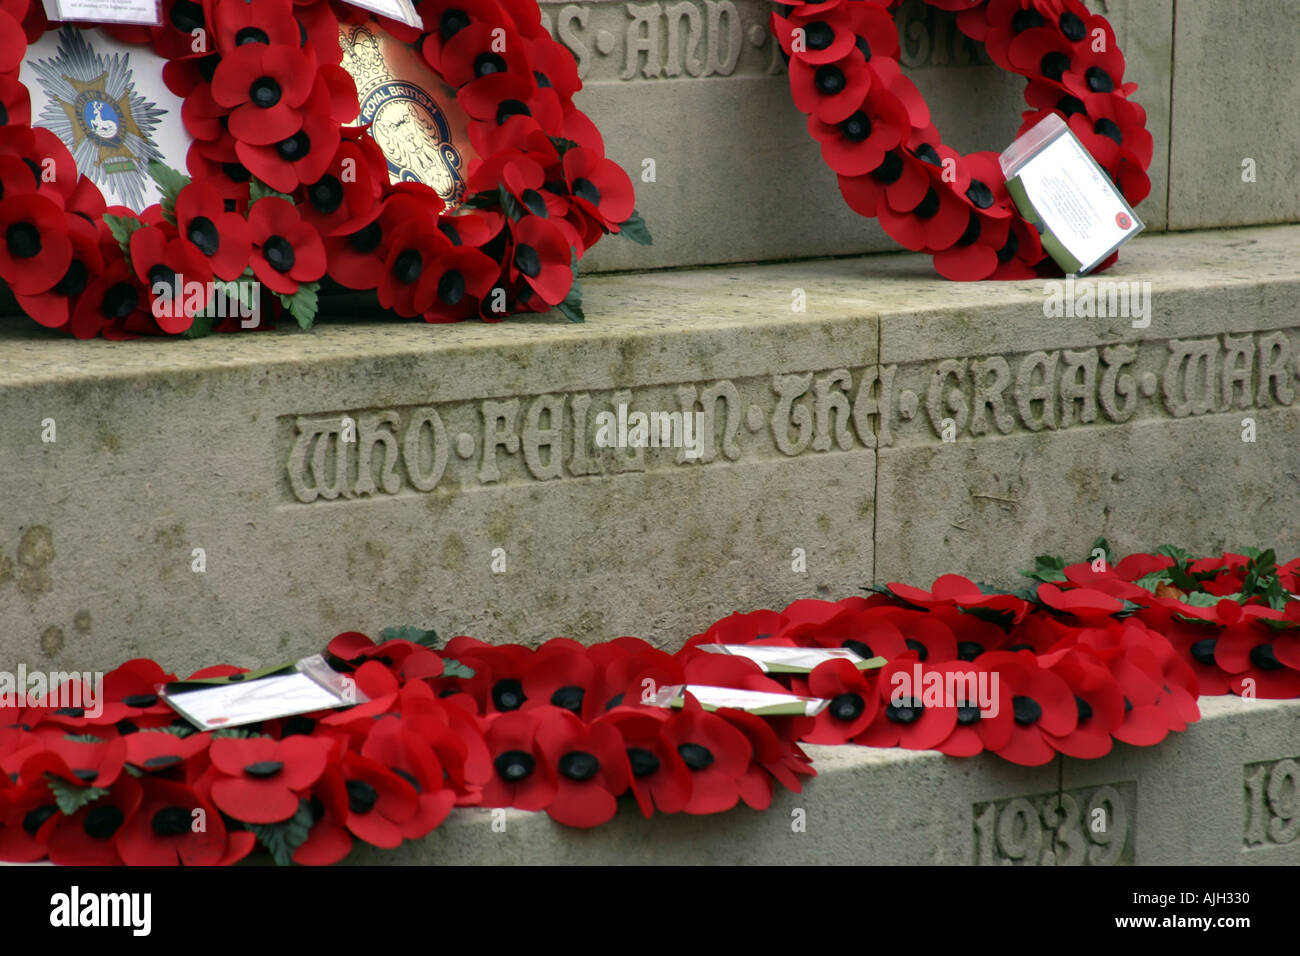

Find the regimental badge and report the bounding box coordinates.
[339,23,475,209]
[22,27,179,211]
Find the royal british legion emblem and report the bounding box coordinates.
[339,23,474,208]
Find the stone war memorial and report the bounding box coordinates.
[0,0,1298,895]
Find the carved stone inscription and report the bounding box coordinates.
[973,783,1135,866]
[1244,757,1300,849]
[280,331,1300,504]
[537,0,990,82]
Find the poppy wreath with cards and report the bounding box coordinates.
[770,0,1153,280]
[0,543,1296,866]
[0,0,646,339]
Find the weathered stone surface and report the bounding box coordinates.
[553,0,1173,272]
[345,695,1300,865]
[0,225,1296,673]
[1168,0,1300,230]
[0,267,880,672]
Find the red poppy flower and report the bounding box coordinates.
[787,47,873,125]
[378,212,454,316]
[214,0,301,51]
[360,717,457,837]
[507,214,573,305]
[21,733,127,789]
[116,777,253,865]
[561,147,635,231]
[480,709,557,811]
[975,650,1078,765]
[323,192,426,291]
[1215,623,1300,699]
[125,728,211,774]
[247,196,325,295]
[433,20,530,88]
[69,257,146,340]
[0,193,72,296]
[796,659,877,744]
[877,179,970,252]
[521,642,598,719]
[14,212,103,330]
[807,84,909,177]
[0,778,61,862]
[459,73,563,157]
[714,707,812,809]
[420,244,501,323]
[535,708,628,828]
[598,709,690,817]
[297,135,388,237]
[856,657,959,751]
[45,776,142,866]
[660,697,752,814]
[175,180,253,280]
[129,224,214,334]
[208,735,329,823]
[210,43,315,144]
[236,84,339,192]
[329,751,419,849]
[521,33,582,98]
[683,608,787,651]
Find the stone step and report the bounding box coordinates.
[0,224,1298,672]
[345,695,1300,865]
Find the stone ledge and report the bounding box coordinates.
[346,695,1300,865]
[0,225,1297,670]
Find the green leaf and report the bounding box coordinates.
[104,213,144,259]
[440,658,476,679]
[210,727,268,739]
[148,159,190,225]
[555,253,583,323]
[181,312,214,339]
[958,606,1016,631]
[46,774,110,815]
[549,136,580,156]
[614,208,652,246]
[1180,591,1235,608]
[1089,537,1115,567]
[1238,546,1265,560]
[63,733,107,744]
[460,190,500,211]
[142,724,196,738]
[379,625,439,647]
[1156,544,1194,562]
[498,185,522,222]
[248,799,314,866]
[1020,553,1067,583]
[278,280,319,330]
[1133,569,1172,593]
[250,178,293,206]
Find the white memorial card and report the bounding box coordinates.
[1001,113,1143,275]
[653,684,829,717]
[44,0,163,26]
[698,644,886,673]
[161,656,368,731]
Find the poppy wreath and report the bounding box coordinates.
[771,0,1153,280]
[1,543,1296,865]
[0,0,646,339]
